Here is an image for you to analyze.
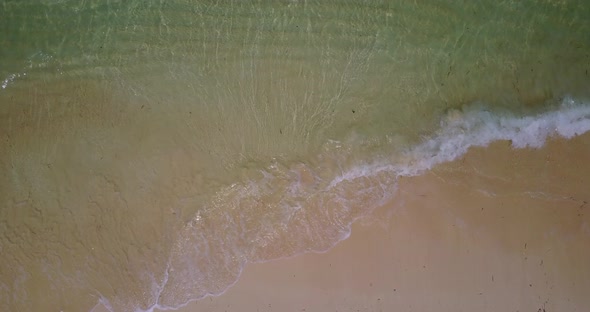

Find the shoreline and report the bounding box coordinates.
[8,101,589,312]
[2,2,590,311]
[169,133,590,312]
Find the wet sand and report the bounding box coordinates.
[2,2,590,311]
[170,132,590,312]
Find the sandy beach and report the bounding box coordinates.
[3,2,590,311]
[169,133,590,312]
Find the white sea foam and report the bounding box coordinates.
[401,97,590,176]
[331,98,590,187]
[1,72,25,90]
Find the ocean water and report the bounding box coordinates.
[1,1,589,311]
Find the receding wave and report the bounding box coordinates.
[119,97,590,312]
[2,1,589,311]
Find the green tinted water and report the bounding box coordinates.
[1,1,589,311]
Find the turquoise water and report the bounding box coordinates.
[1,1,589,311]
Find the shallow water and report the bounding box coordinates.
[1,1,589,311]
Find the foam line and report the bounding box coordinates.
[404,97,590,175]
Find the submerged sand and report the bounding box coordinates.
[2,2,589,311]
[169,132,590,312]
